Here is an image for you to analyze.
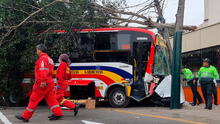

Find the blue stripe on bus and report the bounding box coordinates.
[67,66,133,79]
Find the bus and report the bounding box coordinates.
[23,27,175,108]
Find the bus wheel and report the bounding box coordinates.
[109,88,130,108]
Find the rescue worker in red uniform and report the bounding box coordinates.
[55,54,79,116]
[15,44,63,122]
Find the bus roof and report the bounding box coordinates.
[53,27,155,40]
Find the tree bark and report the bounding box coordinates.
[175,0,185,31]
[154,0,172,56]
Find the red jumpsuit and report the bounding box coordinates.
[22,53,63,120]
[56,61,76,109]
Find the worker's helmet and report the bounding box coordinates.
[59,54,71,65]
[203,58,211,64]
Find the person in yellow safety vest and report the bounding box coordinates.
[196,58,219,110]
[181,66,202,106]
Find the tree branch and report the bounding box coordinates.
[92,3,149,20]
[92,2,197,31]
[25,21,64,24]
[0,0,61,46]
[95,16,196,31]
[0,5,29,15]
[13,0,59,29]
[20,2,40,10]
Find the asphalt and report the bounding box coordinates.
[1,103,220,124]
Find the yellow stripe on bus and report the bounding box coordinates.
[70,70,125,83]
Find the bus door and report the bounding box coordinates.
[131,41,151,101]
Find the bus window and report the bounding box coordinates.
[94,32,117,50]
[80,33,94,44]
[94,50,130,63]
[92,32,131,50]
[117,34,131,50]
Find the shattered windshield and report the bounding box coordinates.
[153,36,171,76]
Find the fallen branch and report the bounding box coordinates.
[25,21,64,24]
[14,0,59,29]
[0,0,61,45]
[0,5,29,15]
[92,3,197,31]
[92,3,149,20]
[95,16,197,31]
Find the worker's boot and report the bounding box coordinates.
[190,102,196,106]
[207,107,212,110]
[15,115,29,122]
[74,104,80,116]
[48,114,54,119]
[49,115,63,121]
[197,100,202,105]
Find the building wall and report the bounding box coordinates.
[171,23,220,53]
[202,0,220,27]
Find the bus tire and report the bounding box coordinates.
[108,87,130,108]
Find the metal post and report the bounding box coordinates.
[170,31,182,109]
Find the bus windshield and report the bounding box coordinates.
[153,35,171,76]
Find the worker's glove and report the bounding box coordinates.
[39,82,47,88]
[55,85,60,90]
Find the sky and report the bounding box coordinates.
[126,0,204,26]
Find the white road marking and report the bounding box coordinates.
[0,111,12,124]
[82,120,104,124]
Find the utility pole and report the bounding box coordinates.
[170,0,185,109]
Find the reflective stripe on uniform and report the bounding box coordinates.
[200,72,214,77]
[47,58,54,65]
[26,107,34,112]
[39,67,49,70]
[50,105,59,110]
[60,99,67,105]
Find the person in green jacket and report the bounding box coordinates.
[196,58,219,110]
[181,66,202,106]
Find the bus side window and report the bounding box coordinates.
[117,34,131,50]
[94,33,111,50]
[94,51,130,63]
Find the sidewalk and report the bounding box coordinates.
[110,103,220,124]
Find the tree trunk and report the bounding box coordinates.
[154,0,172,63]
[175,0,185,31]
